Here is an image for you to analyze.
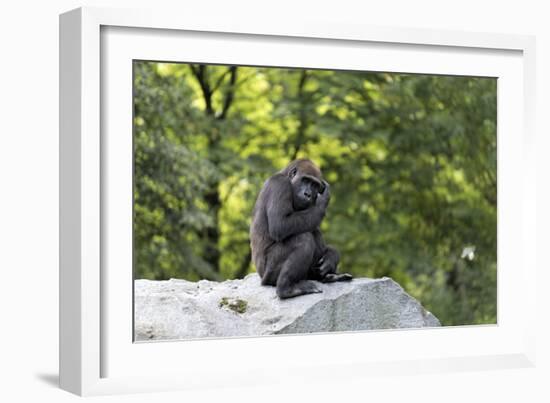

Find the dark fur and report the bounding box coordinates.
[250,159,352,299]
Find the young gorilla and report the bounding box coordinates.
[250,159,352,299]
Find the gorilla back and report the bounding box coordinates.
[250,159,352,299]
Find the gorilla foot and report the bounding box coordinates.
[276,280,322,299]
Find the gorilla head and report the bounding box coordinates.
[281,159,327,211]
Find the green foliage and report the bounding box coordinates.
[133,61,497,326]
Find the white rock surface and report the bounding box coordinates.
[134,274,440,341]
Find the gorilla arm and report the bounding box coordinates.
[265,175,329,242]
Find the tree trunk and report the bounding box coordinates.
[203,188,222,273]
[190,64,238,273]
[291,70,309,160]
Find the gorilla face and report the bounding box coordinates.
[291,173,324,211]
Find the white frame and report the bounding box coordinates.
[60,6,537,396]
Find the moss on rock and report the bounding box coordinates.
[219,297,248,314]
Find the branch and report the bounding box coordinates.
[217,66,238,120]
[211,68,232,93]
[189,64,214,115]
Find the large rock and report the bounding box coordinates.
[134,274,440,341]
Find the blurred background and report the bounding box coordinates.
[133,61,497,326]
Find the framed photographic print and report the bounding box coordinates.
[60,6,537,396]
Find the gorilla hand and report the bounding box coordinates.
[313,253,353,283]
[316,180,331,210]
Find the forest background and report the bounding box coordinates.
[133,61,497,326]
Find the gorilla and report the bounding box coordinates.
[250,159,352,299]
